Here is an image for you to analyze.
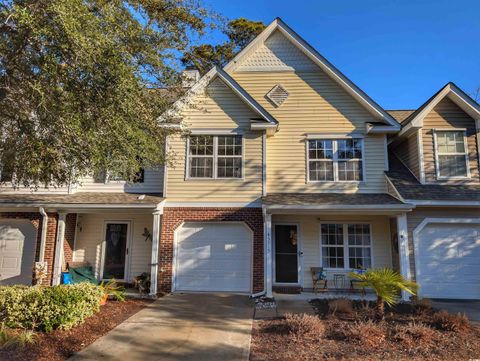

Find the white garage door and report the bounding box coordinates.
[0,220,37,285]
[417,223,480,299]
[174,222,252,293]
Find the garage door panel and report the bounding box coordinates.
[417,223,480,300]
[0,220,37,285]
[175,222,252,293]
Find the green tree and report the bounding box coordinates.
[350,268,418,320]
[182,17,265,74]
[0,0,211,188]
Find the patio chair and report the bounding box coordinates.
[311,267,328,294]
[350,268,367,296]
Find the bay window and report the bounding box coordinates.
[188,135,243,179]
[308,138,363,182]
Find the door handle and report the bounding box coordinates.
[298,251,303,256]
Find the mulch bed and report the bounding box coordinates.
[0,298,154,361]
[250,299,480,361]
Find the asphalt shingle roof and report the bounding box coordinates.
[262,193,405,206]
[0,192,164,206]
[386,154,480,202]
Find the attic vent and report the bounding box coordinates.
[266,84,289,107]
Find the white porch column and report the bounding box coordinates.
[149,211,161,296]
[52,212,67,286]
[396,213,411,301]
[265,211,273,298]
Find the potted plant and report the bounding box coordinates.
[99,279,126,305]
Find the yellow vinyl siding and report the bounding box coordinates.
[422,97,479,184]
[232,71,388,193]
[273,214,392,289]
[73,213,153,282]
[393,131,421,181]
[166,78,263,202]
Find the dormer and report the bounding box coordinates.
[390,83,480,184]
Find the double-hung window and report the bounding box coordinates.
[188,135,242,179]
[434,130,469,178]
[320,223,372,270]
[308,138,363,182]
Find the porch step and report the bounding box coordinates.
[272,286,302,294]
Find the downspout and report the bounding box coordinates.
[38,207,48,263]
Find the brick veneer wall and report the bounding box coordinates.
[63,213,77,267]
[159,207,264,293]
[0,212,58,285]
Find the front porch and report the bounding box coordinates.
[69,209,161,296]
[263,193,414,299]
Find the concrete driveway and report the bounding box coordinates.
[432,300,480,323]
[69,293,253,361]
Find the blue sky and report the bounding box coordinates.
[203,0,480,110]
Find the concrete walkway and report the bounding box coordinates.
[69,293,253,361]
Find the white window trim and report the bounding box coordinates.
[433,129,471,180]
[306,138,366,183]
[319,223,373,271]
[186,134,245,180]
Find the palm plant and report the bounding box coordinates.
[349,268,418,319]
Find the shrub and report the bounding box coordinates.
[329,320,386,347]
[0,283,104,332]
[431,310,470,333]
[391,322,436,348]
[412,298,433,315]
[328,298,354,316]
[284,313,325,340]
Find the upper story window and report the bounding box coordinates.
[434,130,469,179]
[188,135,242,179]
[307,138,363,182]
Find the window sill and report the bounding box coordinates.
[184,177,245,182]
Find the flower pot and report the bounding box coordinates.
[100,293,108,306]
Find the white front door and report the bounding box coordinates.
[417,223,480,299]
[102,222,130,281]
[174,222,252,293]
[0,220,37,285]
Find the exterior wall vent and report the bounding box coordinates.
[266,84,289,107]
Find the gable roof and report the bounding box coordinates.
[386,110,416,123]
[162,66,278,127]
[224,18,400,130]
[399,82,480,137]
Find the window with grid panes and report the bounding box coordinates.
[188,135,242,178]
[435,130,468,178]
[307,139,363,182]
[321,223,372,269]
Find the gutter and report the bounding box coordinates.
[38,207,48,263]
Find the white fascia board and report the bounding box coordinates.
[366,124,401,134]
[0,203,161,209]
[399,83,480,138]
[405,199,480,207]
[161,66,277,126]
[215,67,277,125]
[224,18,400,128]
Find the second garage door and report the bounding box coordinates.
[0,220,37,285]
[416,222,480,299]
[174,222,252,293]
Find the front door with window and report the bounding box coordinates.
[274,224,299,283]
[103,223,129,280]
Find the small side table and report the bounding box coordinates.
[333,274,346,290]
